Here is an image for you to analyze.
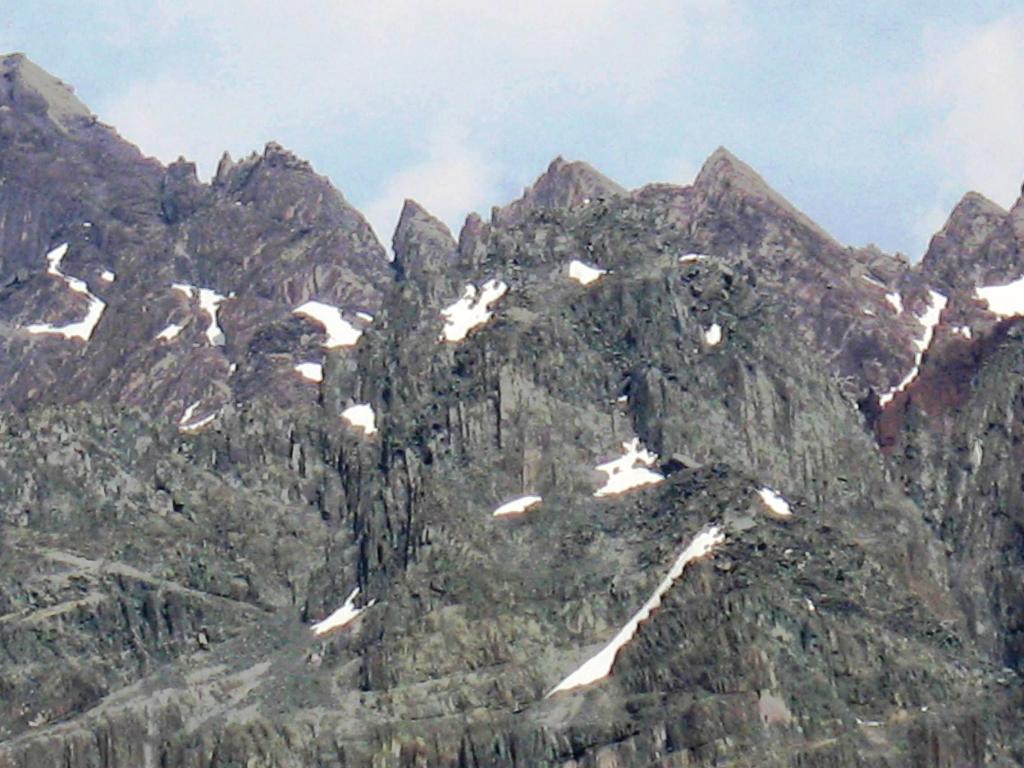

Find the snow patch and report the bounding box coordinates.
[439,279,508,342]
[294,362,323,383]
[341,403,377,435]
[679,253,709,264]
[547,525,725,695]
[492,495,542,518]
[45,243,68,271]
[355,311,374,323]
[180,412,217,432]
[757,487,792,516]
[173,283,228,345]
[879,290,947,406]
[198,288,227,345]
[311,587,375,636]
[953,325,972,339]
[976,276,1024,317]
[179,401,199,425]
[293,301,362,348]
[861,274,885,288]
[703,323,722,346]
[568,260,607,286]
[156,323,184,342]
[886,292,903,314]
[25,243,106,341]
[594,438,664,497]
[179,401,217,433]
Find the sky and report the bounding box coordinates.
[3,1,1023,259]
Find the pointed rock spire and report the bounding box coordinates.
[492,156,625,227]
[213,151,236,187]
[392,199,456,283]
[160,158,209,224]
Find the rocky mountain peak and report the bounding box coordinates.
[918,190,1018,292]
[0,52,93,130]
[212,142,317,192]
[693,146,835,242]
[952,190,1007,219]
[209,141,381,243]
[693,146,771,198]
[261,140,314,172]
[491,155,625,226]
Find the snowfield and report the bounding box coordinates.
[492,495,542,518]
[311,587,375,636]
[341,403,377,435]
[294,300,363,348]
[25,243,107,342]
[594,438,664,497]
[548,526,726,695]
[439,279,508,342]
[173,283,228,346]
[879,290,947,406]
[568,260,607,286]
[976,276,1024,318]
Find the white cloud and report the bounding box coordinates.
[920,12,1024,208]
[105,75,268,173]
[656,154,702,186]
[97,2,749,202]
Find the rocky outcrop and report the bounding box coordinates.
[492,156,626,227]
[918,192,1018,293]
[392,199,456,291]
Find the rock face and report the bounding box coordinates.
[2,55,1024,767]
[0,55,390,420]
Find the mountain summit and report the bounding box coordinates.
[693,146,836,242]
[492,155,626,226]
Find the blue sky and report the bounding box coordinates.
[3,1,1023,258]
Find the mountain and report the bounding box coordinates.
[0,53,390,420]
[1,55,1024,768]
